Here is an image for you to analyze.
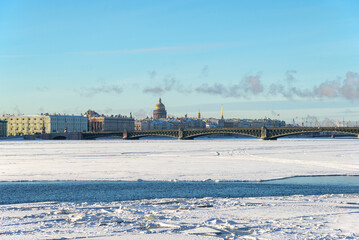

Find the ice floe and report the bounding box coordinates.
[1,194,359,239]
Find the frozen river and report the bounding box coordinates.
[0,138,359,182]
[1,138,359,239]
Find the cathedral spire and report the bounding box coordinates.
[221,105,224,120]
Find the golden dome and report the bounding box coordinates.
[154,98,165,110]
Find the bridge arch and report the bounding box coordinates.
[126,134,178,139]
[184,131,259,139]
[124,129,180,139]
[182,128,261,139]
[268,128,359,139]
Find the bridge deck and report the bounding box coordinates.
[80,127,359,140]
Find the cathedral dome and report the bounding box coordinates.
[154,98,165,110]
[153,98,167,120]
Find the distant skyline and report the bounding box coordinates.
[1,0,359,122]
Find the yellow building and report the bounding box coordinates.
[0,115,88,136]
[0,120,7,137]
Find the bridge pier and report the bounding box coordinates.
[260,137,277,140]
[260,126,272,140]
[178,128,184,140]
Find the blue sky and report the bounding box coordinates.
[1,0,359,122]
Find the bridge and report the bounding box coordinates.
[81,127,359,140]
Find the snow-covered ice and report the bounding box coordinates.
[1,138,359,239]
[1,194,359,239]
[0,138,358,182]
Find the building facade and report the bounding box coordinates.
[222,118,286,128]
[135,119,174,131]
[170,118,206,129]
[85,110,135,132]
[153,98,167,120]
[0,115,88,136]
[48,115,88,133]
[134,100,206,131]
[135,118,206,131]
[0,120,7,137]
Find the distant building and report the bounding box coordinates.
[0,120,7,137]
[153,98,167,120]
[202,116,286,128]
[85,110,134,132]
[203,106,225,128]
[136,99,286,131]
[171,118,206,129]
[135,118,206,131]
[224,118,286,128]
[203,118,224,128]
[0,115,88,136]
[134,98,172,130]
[135,119,174,131]
[135,98,207,130]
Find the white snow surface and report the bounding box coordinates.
[1,138,359,239]
[0,138,359,182]
[1,194,359,239]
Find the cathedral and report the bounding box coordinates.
[153,98,167,120]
